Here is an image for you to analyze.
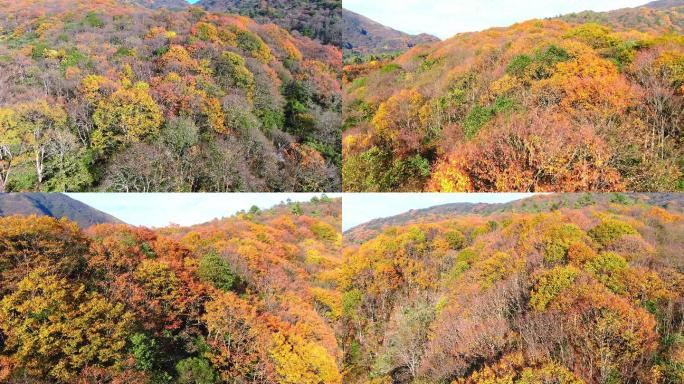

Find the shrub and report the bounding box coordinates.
[530,45,572,79]
[215,52,255,94]
[463,97,514,140]
[84,12,105,28]
[193,22,219,42]
[130,333,158,372]
[235,30,271,62]
[447,249,478,280]
[342,289,363,316]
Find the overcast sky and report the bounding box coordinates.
[343,193,536,231]
[344,0,651,39]
[67,193,341,228]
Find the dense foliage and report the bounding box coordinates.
[121,0,190,10]
[340,194,684,383]
[198,0,342,47]
[343,4,684,192]
[0,196,343,383]
[0,0,341,192]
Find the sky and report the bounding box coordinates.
[67,193,341,228]
[342,193,537,231]
[344,0,651,39]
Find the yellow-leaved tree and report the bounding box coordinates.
[92,82,163,154]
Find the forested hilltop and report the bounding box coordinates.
[341,193,684,383]
[343,1,684,192]
[0,0,341,192]
[0,195,344,383]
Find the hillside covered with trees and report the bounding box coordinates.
[340,193,684,383]
[342,9,440,62]
[198,0,342,47]
[0,195,344,383]
[0,0,341,192]
[120,0,190,10]
[1,191,682,383]
[343,1,684,192]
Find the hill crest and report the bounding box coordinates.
[343,9,440,59]
[0,193,122,227]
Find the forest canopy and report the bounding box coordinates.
[340,193,684,384]
[0,195,344,383]
[343,3,684,192]
[0,193,682,383]
[0,0,342,192]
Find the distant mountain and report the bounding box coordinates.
[645,0,684,9]
[197,0,342,46]
[343,9,440,58]
[119,0,189,9]
[0,193,122,227]
[557,0,683,33]
[345,193,684,243]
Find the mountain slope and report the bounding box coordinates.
[343,2,684,192]
[340,194,684,383]
[343,9,440,58]
[345,194,684,243]
[0,0,341,192]
[197,0,342,46]
[0,196,343,382]
[0,193,122,227]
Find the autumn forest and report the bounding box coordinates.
[0,195,345,383]
[0,193,682,383]
[0,0,342,192]
[343,1,684,192]
[0,0,683,383]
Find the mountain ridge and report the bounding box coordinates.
[644,0,684,9]
[555,0,684,33]
[0,193,123,227]
[343,8,440,59]
[344,194,684,243]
